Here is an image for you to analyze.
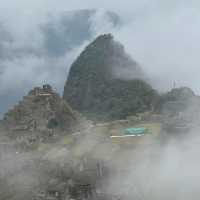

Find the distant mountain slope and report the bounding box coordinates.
[63,34,158,121]
[156,87,196,114]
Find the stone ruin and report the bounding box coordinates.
[2,85,80,146]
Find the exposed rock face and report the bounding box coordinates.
[63,34,158,121]
[3,85,78,139]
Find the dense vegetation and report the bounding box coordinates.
[64,34,158,121]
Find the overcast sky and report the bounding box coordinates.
[1,0,200,115]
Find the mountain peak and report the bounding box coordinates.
[63,35,157,121]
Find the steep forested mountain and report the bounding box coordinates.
[64,34,158,120]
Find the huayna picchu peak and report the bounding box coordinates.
[63,34,158,121]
